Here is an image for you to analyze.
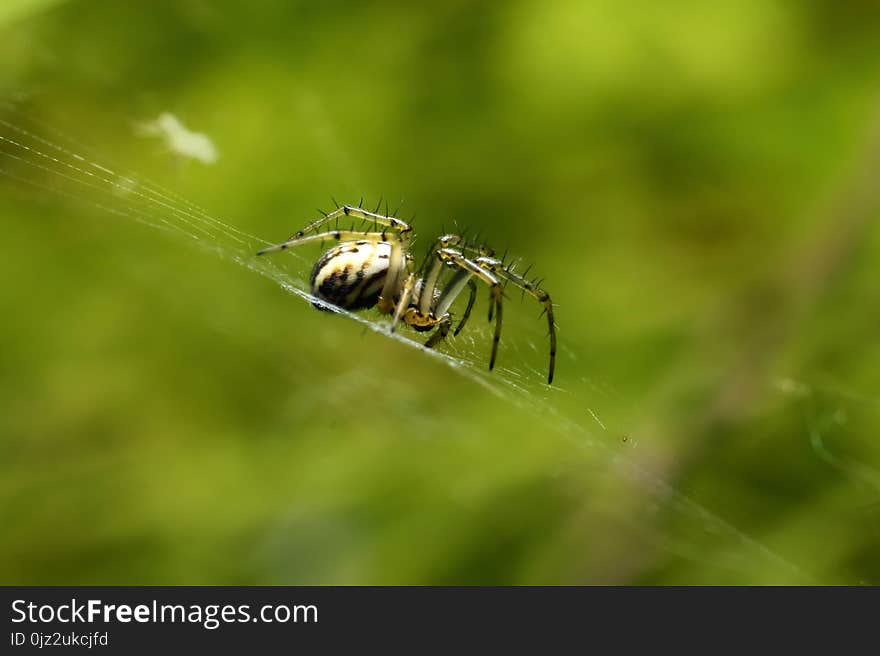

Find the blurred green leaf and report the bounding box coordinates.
[0,0,64,26]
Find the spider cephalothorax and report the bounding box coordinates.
[257,203,557,383]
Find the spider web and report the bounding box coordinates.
[0,99,818,583]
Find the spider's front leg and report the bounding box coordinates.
[475,256,556,384]
[435,248,504,372]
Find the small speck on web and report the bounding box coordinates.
[137,112,218,164]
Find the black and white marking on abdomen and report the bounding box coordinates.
[310,241,391,310]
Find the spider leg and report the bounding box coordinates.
[453,240,498,323]
[418,234,465,314]
[454,279,478,336]
[429,236,491,320]
[475,256,556,384]
[423,316,451,348]
[437,248,504,372]
[381,235,411,315]
[293,205,412,240]
[255,229,402,255]
[433,268,473,318]
[390,272,417,332]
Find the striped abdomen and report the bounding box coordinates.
[310,241,391,311]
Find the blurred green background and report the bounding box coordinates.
[2,0,880,584]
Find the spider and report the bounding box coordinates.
[256,203,556,383]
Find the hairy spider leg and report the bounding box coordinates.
[437,248,504,372]
[417,234,497,317]
[434,242,498,321]
[418,234,464,315]
[294,205,413,239]
[256,229,403,255]
[475,256,556,384]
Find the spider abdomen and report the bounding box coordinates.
[310,240,391,311]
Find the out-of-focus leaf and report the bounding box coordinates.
[0,0,65,26]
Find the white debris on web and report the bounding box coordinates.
[137,112,218,164]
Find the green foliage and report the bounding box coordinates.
[0,0,64,27]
